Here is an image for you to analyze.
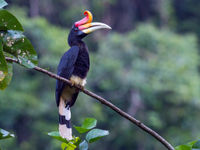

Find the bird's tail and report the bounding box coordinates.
[58,98,72,140]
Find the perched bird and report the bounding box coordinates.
[55,10,111,140]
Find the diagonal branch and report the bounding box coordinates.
[5,57,174,150]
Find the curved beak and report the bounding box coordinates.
[79,22,112,34]
[75,10,111,36]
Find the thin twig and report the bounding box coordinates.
[5,57,174,150]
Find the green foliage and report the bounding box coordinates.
[0,38,13,90]
[86,129,109,143]
[0,10,23,31]
[48,131,70,143]
[0,41,7,82]
[79,140,88,150]
[48,117,109,150]
[175,140,200,150]
[175,145,191,150]
[89,24,200,149]
[92,24,200,106]
[74,118,97,133]
[96,24,200,102]
[1,30,37,68]
[193,140,200,149]
[61,142,76,150]
[0,128,14,140]
[48,131,81,150]
[0,2,38,90]
[0,62,12,89]
[73,117,109,145]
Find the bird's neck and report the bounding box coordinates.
[69,39,84,47]
[72,41,87,51]
[78,41,86,50]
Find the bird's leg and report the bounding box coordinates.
[76,84,85,91]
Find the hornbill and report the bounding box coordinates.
[55,10,111,140]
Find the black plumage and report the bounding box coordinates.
[56,42,90,107]
[55,10,111,140]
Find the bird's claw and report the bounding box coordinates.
[73,83,84,90]
[77,84,84,90]
[70,80,75,87]
[70,80,84,90]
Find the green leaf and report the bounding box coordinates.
[47,131,69,143]
[193,140,200,149]
[3,51,16,59]
[0,128,14,140]
[175,140,200,150]
[71,136,81,146]
[0,0,8,9]
[86,129,109,143]
[0,10,23,31]
[79,140,88,150]
[2,30,38,68]
[0,40,7,81]
[61,142,76,150]
[74,118,97,133]
[74,126,90,134]
[47,131,81,146]
[0,40,13,90]
[0,61,12,90]
[82,118,97,129]
[175,145,192,150]
[188,140,198,147]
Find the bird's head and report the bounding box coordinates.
[68,10,111,46]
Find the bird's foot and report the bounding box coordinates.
[70,76,85,90]
[70,80,75,87]
[70,80,84,90]
[76,84,84,90]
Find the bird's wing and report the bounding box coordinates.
[56,46,80,106]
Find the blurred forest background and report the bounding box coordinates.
[1,0,200,150]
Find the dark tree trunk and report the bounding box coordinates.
[29,0,39,17]
[13,115,32,144]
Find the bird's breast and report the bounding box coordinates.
[72,49,90,78]
[61,86,76,103]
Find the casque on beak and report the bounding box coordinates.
[75,10,111,35]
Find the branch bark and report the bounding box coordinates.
[6,57,174,150]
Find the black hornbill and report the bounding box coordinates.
[55,10,111,140]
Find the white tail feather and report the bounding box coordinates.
[64,106,71,120]
[59,98,72,141]
[59,124,72,140]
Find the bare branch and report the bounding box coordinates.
[5,57,174,150]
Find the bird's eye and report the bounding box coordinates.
[74,27,78,31]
